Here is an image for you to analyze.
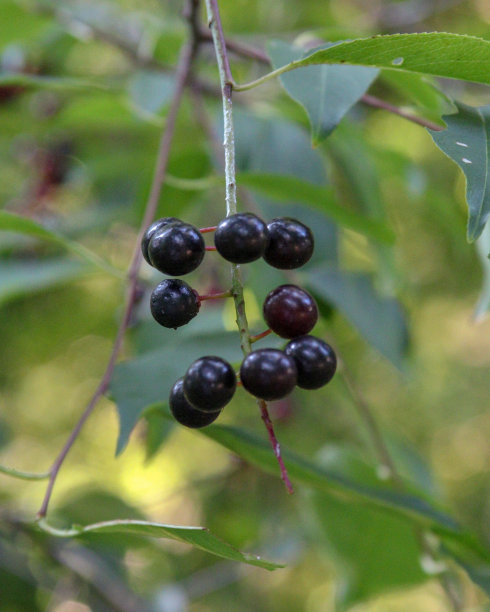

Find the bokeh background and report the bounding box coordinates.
[0,1,489,610]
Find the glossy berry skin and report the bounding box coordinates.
[214,213,269,263]
[284,335,337,389]
[239,349,297,401]
[150,279,200,329]
[263,284,318,339]
[148,222,205,276]
[184,356,237,412]
[263,217,314,269]
[141,217,181,265]
[169,378,221,428]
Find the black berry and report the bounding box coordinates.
[284,335,337,389]
[239,349,297,401]
[169,378,221,428]
[184,356,237,412]
[263,217,314,269]
[141,217,181,265]
[263,284,318,339]
[150,279,200,329]
[148,222,205,276]
[214,213,269,263]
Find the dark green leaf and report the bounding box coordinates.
[268,40,378,143]
[144,408,174,460]
[305,266,409,368]
[111,329,242,454]
[127,70,175,117]
[429,103,490,242]
[233,110,327,185]
[327,124,397,292]
[0,211,122,277]
[266,33,490,85]
[238,172,394,244]
[200,424,490,589]
[0,259,90,306]
[201,425,458,531]
[309,446,427,609]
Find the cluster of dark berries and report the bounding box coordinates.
[141,213,314,330]
[240,285,336,401]
[141,212,336,429]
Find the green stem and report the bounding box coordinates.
[204,0,293,494]
[233,63,296,92]
[0,464,50,481]
[204,0,251,357]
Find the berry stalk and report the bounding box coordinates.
[204,0,293,494]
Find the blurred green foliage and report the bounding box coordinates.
[0,0,489,610]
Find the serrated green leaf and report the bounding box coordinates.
[268,40,378,143]
[429,103,490,242]
[305,266,408,368]
[0,211,123,277]
[37,518,281,570]
[238,172,394,244]
[259,34,490,87]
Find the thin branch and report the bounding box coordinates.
[203,0,293,494]
[199,28,269,64]
[339,360,401,485]
[36,38,196,519]
[361,94,443,131]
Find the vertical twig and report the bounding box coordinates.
[203,0,293,493]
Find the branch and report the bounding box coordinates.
[203,0,293,494]
[361,94,443,131]
[36,35,197,519]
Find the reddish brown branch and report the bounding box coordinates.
[258,400,294,494]
[361,94,443,131]
[36,40,196,520]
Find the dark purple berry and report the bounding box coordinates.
[150,279,200,329]
[263,217,314,269]
[214,213,269,263]
[141,217,181,265]
[284,335,337,389]
[169,378,221,428]
[184,356,237,412]
[263,284,318,339]
[148,222,205,276]
[239,349,297,401]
